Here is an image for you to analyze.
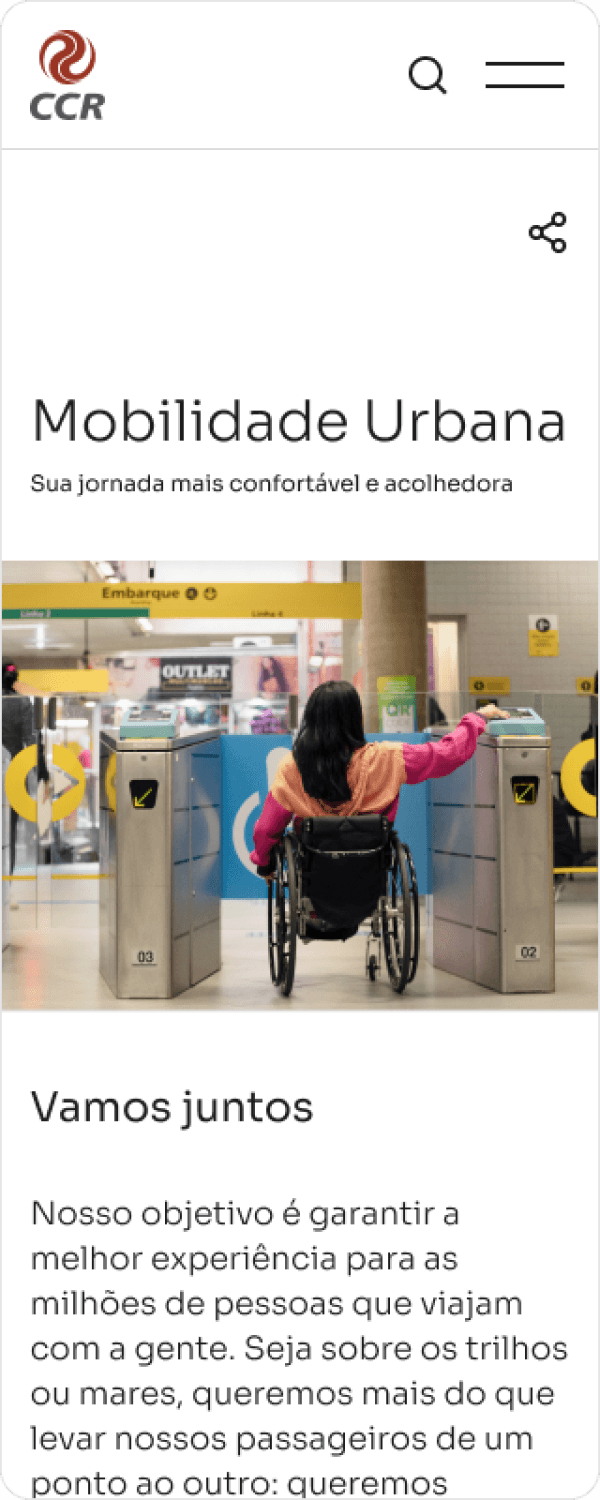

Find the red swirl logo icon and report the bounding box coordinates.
[39,31,96,85]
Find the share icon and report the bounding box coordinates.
[529,211,567,254]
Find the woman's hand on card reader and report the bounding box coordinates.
[478,704,512,721]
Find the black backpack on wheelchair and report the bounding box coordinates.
[267,814,419,998]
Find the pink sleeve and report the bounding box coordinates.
[250,791,292,866]
[402,713,486,785]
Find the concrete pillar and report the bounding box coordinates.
[342,561,362,687]
[361,562,428,731]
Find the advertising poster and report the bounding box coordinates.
[377,674,417,732]
[232,655,299,733]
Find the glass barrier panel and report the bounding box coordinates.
[49,696,101,930]
[2,692,39,933]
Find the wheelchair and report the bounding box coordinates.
[267,814,419,998]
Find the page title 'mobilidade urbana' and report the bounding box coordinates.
[35,398,564,444]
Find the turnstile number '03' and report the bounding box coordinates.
[132,950,157,966]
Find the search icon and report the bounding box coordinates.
[409,56,447,93]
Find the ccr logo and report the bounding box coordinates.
[31,31,105,121]
[40,30,96,84]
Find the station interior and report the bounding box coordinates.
[2,559,597,1011]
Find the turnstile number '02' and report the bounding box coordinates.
[515,944,540,961]
[132,950,157,966]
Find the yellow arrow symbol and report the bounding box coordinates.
[4,743,85,822]
[134,788,152,807]
[51,745,86,821]
[515,784,533,803]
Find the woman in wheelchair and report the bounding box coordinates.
[251,682,509,996]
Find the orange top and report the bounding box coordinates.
[270,742,407,819]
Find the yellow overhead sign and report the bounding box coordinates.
[3,582,362,621]
[469,676,511,697]
[15,669,109,696]
[576,678,596,695]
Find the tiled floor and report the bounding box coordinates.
[3,882,597,1011]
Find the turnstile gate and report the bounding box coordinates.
[99,725,221,998]
[426,712,554,993]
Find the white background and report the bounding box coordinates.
[2,1015,598,1500]
[2,2,597,150]
[1,0,598,558]
[2,3,598,1499]
[3,146,596,559]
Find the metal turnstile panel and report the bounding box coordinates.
[433,804,474,857]
[116,750,171,999]
[475,929,500,990]
[432,851,473,926]
[429,726,554,995]
[99,729,221,1000]
[192,921,220,985]
[474,806,496,859]
[192,804,220,858]
[432,755,474,806]
[173,933,191,994]
[475,742,497,806]
[173,809,190,865]
[173,747,191,810]
[191,753,221,807]
[173,860,191,938]
[192,854,220,928]
[432,916,475,982]
[99,741,117,994]
[498,743,554,993]
[474,857,498,933]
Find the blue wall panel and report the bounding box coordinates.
[222,733,432,898]
[222,736,292,899]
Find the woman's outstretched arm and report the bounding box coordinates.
[250,792,292,870]
[402,706,509,784]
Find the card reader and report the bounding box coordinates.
[119,705,179,740]
[485,707,546,737]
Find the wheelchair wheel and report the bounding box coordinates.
[382,836,412,994]
[402,843,420,985]
[268,836,297,996]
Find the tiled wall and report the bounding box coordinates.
[426,560,598,774]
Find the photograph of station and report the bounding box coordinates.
[2,560,597,1011]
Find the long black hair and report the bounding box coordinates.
[293,680,366,803]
